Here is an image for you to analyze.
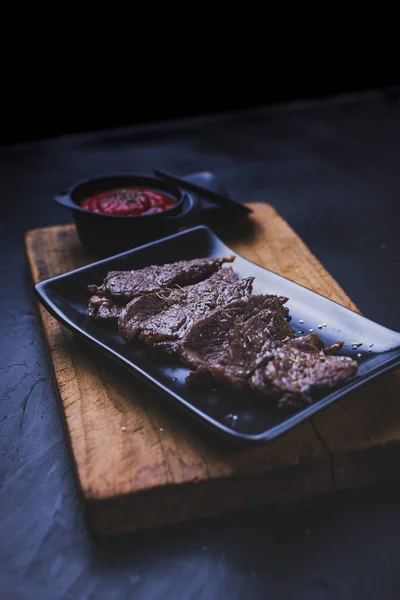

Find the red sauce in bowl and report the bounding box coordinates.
[80,187,176,216]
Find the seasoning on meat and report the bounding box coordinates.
[119,268,254,353]
[87,255,235,323]
[180,295,289,378]
[251,338,358,408]
[86,254,359,407]
[89,256,235,301]
[184,306,357,406]
[118,267,240,343]
[204,308,295,388]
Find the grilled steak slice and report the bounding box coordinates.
[138,273,254,354]
[119,268,254,353]
[180,295,289,376]
[208,308,296,388]
[251,339,358,408]
[87,295,125,323]
[88,256,235,304]
[118,267,241,344]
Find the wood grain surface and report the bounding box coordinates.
[25,203,400,535]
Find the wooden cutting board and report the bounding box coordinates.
[25,203,400,536]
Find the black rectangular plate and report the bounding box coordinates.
[34,225,400,445]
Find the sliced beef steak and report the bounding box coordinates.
[87,295,125,323]
[184,305,355,404]
[88,256,234,303]
[251,339,358,408]
[180,295,289,376]
[119,268,254,352]
[88,256,235,324]
[119,267,239,343]
[87,253,359,408]
[139,274,254,354]
[208,308,295,388]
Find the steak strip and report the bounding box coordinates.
[119,268,254,354]
[89,256,234,300]
[184,300,358,406]
[88,256,234,323]
[180,295,289,378]
[204,308,295,389]
[119,267,239,343]
[251,337,358,408]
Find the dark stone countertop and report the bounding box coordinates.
[1,90,400,600]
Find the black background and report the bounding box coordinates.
[3,73,399,145]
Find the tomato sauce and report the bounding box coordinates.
[80,187,176,216]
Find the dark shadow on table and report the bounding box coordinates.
[87,482,400,595]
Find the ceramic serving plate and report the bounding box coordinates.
[34,226,400,445]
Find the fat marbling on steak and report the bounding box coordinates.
[119,267,254,354]
[87,255,235,323]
